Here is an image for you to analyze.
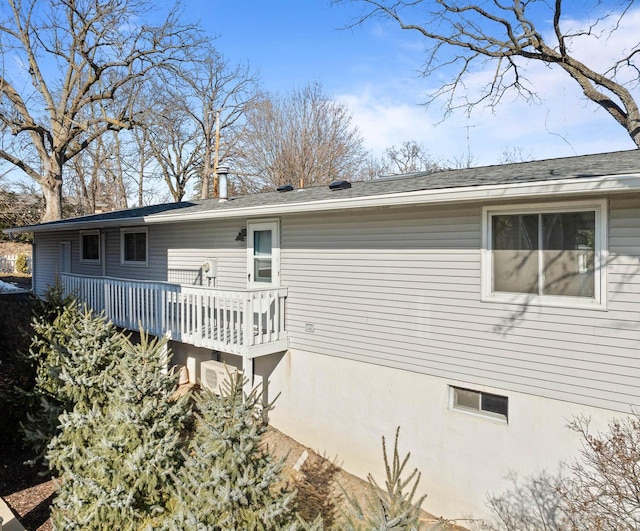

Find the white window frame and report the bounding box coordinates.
[481,199,608,310]
[449,386,508,422]
[120,227,148,267]
[247,219,280,289]
[79,230,101,264]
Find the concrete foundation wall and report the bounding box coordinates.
[254,347,621,525]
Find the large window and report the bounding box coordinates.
[121,228,148,266]
[482,201,606,308]
[80,230,100,263]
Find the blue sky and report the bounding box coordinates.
[187,0,639,166]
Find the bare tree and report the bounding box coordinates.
[487,414,640,530]
[233,82,369,192]
[343,0,640,147]
[378,140,441,174]
[64,132,132,215]
[145,46,257,201]
[0,0,199,222]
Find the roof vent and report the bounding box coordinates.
[328,180,351,190]
[277,184,294,192]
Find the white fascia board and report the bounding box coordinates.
[144,173,640,224]
[3,217,145,235]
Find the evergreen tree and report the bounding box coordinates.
[342,428,427,531]
[20,286,111,457]
[165,372,297,530]
[48,332,191,530]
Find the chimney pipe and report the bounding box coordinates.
[218,166,229,202]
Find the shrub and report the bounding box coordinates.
[15,251,29,274]
[341,427,427,530]
[48,332,191,530]
[488,414,640,530]
[165,372,297,529]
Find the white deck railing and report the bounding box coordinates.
[61,273,288,357]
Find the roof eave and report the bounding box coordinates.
[3,216,146,235]
[144,172,640,224]
[7,172,640,234]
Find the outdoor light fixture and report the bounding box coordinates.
[235,228,247,242]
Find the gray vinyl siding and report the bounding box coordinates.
[31,193,640,413]
[34,220,247,294]
[280,197,640,414]
[33,231,67,296]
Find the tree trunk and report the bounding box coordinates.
[41,172,63,222]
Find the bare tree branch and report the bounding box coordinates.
[0,0,201,221]
[341,0,640,147]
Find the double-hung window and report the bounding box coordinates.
[80,230,100,264]
[121,228,148,266]
[482,201,607,308]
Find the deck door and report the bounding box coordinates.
[59,241,71,274]
[247,220,280,288]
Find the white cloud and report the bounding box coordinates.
[338,6,640,166]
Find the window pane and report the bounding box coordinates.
[124,232,146,262]
[82,234,99,260]
[481,393,508,418]
[254,258,272,282]
[454,388,479,410]
[254,230,272,256]
[542,212,595,297]
[492,214,539,294]
[135,233,146,262]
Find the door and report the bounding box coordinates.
[59,241,71,274]
[247,220,280,289]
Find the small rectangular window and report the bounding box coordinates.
[121,228,148,266]
[80,230,100,263]
[451,386,508,421]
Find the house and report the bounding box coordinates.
[7,149,640,524]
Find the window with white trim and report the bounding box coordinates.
[482,201,607,308]
[80,230,100,263]
[451,386,508,421]
[121,228,148,266]
[247,220,280,288]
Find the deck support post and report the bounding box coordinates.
[242,355,253,397]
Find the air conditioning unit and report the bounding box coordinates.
[200,360,237,396]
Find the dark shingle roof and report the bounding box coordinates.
[8,149,640,233]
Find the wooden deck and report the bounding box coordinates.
[61,273,288,358]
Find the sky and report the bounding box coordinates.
[185,0,639,167]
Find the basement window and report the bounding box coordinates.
[450,386,508,422]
